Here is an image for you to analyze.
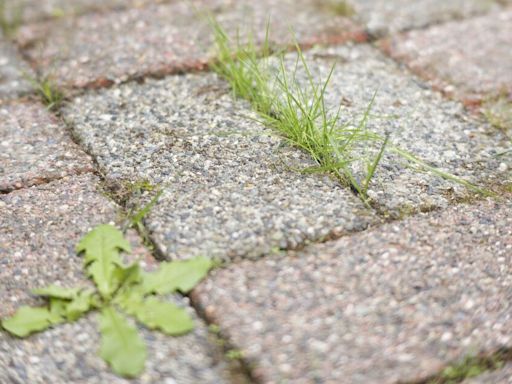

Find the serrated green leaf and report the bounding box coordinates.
[1,306,53,337]
[132,297,194,336]
[66,290,95,321]
[76,225,131,298]
[32,285,79,300]
[99,307,146,378]
[48,298,68,325]
[113,263,142,289]
[142,256,213,295]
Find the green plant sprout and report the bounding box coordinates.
[208,18,491,203]
[1,225,214,378]
[26,74,64,111]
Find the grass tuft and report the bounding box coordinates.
[208,18,491,203]
[27,75,64,111]
[0,0,22,37]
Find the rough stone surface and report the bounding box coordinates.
[0,37,34,99]
[382,8,512,103]
[194,197,512,384]
[2,0,169,23]
[15,0,365,90]
[0,174,230,384]
[0,101,94,192]
[348,0,501,35]
[464,364,512,383]
[63,73,377,261]
[279,44,511,214]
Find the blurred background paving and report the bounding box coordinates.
[0,0,511,383]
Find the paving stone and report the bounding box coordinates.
[347,0,501,36]
[15,0,365,90]
[277,44,511,214]
[382,9,512,103]
[63,72,377,261]
[194,197,512,384]
[464,364,512,383]
[0,101,94,192]
[0,36,34,100]
[0,174,231,384]
[1,0,169,23]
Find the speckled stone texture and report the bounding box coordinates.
[14,0,365,89]
[63,72,377,261]
[277,44,511,214]
[2,0,169,23]
[0,37,33,100]
[348,0,501,35]
[464,364,512,383]
[382,8,512,103]
[0,175,230,384]
[0,101,93,192]
[194,197,512,384]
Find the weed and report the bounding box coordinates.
[26,75,64,111]
[208,19,489,203]
[0,0,23,38]
[325,0,356,17]
[427,353,506,384]
[1,224,214,378]
[483,95,512,134]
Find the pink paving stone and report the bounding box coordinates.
[0,101,94,192]
[382,8,512,105]
[193,198,512,384]
[14,0,366,90]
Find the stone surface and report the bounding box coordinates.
[63,73,377,261]
[15,0,365,90]
[0,101,93,192]
[0,174,230,384]
[464,364,512,383]
[0,37,33,99]
[278,44,511,214]
[2,0,169,23]
[348,0,501,35]
[194,197,512,384]
[382,8,512,103]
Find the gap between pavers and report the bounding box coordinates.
[192,196,512,384]
[274,43,510,215]
[13,0,365,90]
[345,0,504,36]
[0,174,233,384]
[0,100,94,192]
[380,8,512,105]
[63,71,378,262]
[463,362,512,383]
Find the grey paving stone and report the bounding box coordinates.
[382,8,512,103]
[0,174,231,384]
[1,0,169,23]
[15,0,365,90]
[347,0,501,35]
[0,37,33,100]
[194,197,512,384]
[63,73,377,261]
[464,364,512,383]
[0,101,94,192]
[277,44,511,214]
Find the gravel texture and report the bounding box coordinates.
[348,0,501,35]
[194,197,512,384]
[0,101,93,192]
[277,44,511,214]
[14,0,365,90]
[464,364,512,383]
[0,37,33,100]
[0,174,231,384]
[382,8,512,102]
[63,72,377,261]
